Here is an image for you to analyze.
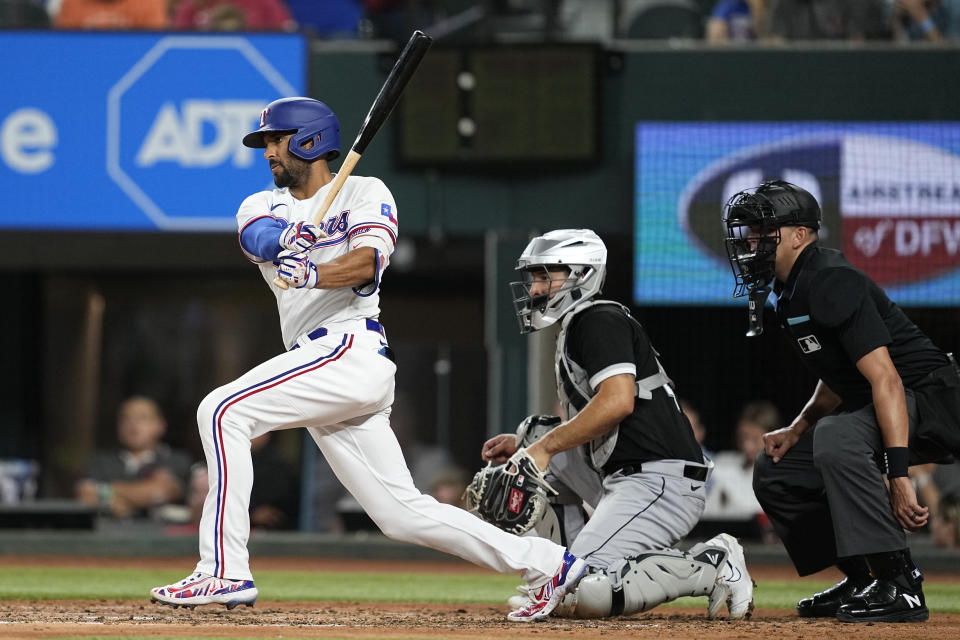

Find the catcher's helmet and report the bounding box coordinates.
[723,180,821,298]
[242,97,340,162]
[510,229,607,334]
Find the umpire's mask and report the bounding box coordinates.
[723,180,821,336]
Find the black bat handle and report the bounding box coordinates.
[352,30,433,155]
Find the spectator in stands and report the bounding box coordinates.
[706,0,768,42]
[75,396,192,518]
[427,467,470,507]
[702,400,782,526]
[911,461,960,548]
[172,0,295,31]
[680,398,715,495]
[890,0,959,41]
[54,0,168,29]
[249,432,300,530]
[766,0,888,40]
[364,0,439,42]
[285,0,362,37]
[933,493,960,548]
[0,0,50,28]
[186,433,300,530]
[186,462,208,526]
[680,398,714,460]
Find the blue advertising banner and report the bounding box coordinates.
[0,32,305,231]
[635,122,960,306]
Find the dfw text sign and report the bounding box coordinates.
[0,32,305,231]
[635,122,960,306]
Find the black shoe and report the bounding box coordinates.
[835,579,929,623]
[797,578,865,617]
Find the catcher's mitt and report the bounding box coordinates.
[462,448,557,536]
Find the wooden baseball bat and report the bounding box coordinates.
[274,29,433,290]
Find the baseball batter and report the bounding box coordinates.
[480,229,754,619]
[149,97,585,622]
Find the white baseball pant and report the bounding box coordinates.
[193,321,564,584]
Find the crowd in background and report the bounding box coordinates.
[0,389,950,550]
[1,0,959,42]
[60,393,470,535]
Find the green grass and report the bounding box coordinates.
[0,567,519,603]
[2,567,959,613]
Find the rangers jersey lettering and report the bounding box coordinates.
[236,175,398,349]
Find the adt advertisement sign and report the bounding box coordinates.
[0,32,305,231]
[635,122,960,306]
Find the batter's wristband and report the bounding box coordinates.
[884,447,909,478]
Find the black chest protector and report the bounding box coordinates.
[555,300,673,470]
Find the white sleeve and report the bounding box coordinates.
[236,191,276,230]
[344,178,398,297]
[344,177,398,254]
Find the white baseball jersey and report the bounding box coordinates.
[236,175,398,349]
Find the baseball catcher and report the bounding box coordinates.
[469,229,754,620]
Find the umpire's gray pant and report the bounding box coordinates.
[753,391,920,576]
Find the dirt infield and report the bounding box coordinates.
[0,557,956,639]
[1,600,956,640]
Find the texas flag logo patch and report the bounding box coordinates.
[380,203,398,225]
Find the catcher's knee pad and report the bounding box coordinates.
[567,573,613,618]
[607,550,722,616]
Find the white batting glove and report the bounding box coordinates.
[276,250,319,289]
[280,221,323,252]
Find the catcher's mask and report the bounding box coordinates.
[510,229,607,334]
[723,180,821,336]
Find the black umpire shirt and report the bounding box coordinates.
[772,243,949,412]
[563,303,704,474]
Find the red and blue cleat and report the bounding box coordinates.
[150,572,258,610]
[507,551,587,622]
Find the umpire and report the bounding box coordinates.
[722,180,960,624]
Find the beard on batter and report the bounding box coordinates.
[271,156,311,190]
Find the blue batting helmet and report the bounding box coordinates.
[242,97,340,161]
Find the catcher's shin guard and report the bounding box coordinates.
[563,549,723,618]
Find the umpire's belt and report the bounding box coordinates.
[614,460,709,482]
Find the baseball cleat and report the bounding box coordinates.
[835,579,929,623]
[150,571,258,609]
[507,550,587,622]
[797,577,869,618]
[706,533,755,620]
